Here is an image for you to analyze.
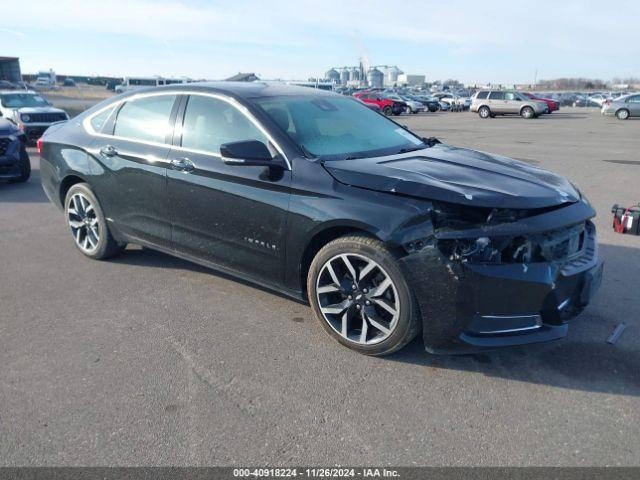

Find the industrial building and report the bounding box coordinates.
[324,63,424,89]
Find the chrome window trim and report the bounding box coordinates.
[82,90,291,170]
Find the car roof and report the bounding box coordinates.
[117,81,336,100]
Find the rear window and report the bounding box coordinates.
[90,106,115,133]
[113,95,176,143]
[488,91,505,100]
[475,91,489,100]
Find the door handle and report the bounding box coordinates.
[170,157,194,172]
[99,145,118,157]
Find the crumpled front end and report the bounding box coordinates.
[396,200,603,353]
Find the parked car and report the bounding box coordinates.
[0,91,69,143]
[0,118,30,182]
[602,93,640,120]
[587,93,610,107]
[407,94,440,112]
[356,97,381,113]
[354,92,405,115]
[523,92,560,113]
[471,90,547,118]
[63,78,77,87]
[383,94,424,114]
[433,92,471,110]
[39,83,602,355]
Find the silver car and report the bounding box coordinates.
[471,90,547,119]
[601,93,640,120]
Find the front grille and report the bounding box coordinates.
[26,112,66,123]
[0,137,12,156]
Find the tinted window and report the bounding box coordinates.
[90,106,115,133]
[114,95,176,143]
[181,95,269,154]
[475,91,489,99]
[489,91,505,100]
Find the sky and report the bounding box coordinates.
[3,0,640,84]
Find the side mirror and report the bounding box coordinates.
[221,140,284,168]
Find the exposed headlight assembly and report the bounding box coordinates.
[20,114,31,122]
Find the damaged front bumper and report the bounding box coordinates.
[397,200,603,353]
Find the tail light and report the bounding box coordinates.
[37,138,43,155]
[604,100,612,106]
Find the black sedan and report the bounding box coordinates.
[39,82,602,355]
[0,118,30,182]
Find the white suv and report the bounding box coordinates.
[0,91,69,142]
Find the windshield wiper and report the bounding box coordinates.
[397,146,425,154]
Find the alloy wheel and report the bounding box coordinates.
[67,193,100,253]
[316,253,400,345]
[617,109,629,120]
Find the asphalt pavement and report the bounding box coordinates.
[1,108,638,466]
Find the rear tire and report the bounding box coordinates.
[8,145,31,183]
[616,109,630,120]
[478,106,491,119]
[64,183,126,260]
[307,235,420,356]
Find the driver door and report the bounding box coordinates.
[167,94,292,285]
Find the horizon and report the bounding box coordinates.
[4,0,640,84]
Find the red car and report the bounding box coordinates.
[354,92,405,116]
[523,92,560,113]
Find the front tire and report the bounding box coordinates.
[478,106,491,118]
[616,109,630,120]
[521,106,535,119]
[8,145,31,183]
[307,235,420,356]
[382,106,392,116]
[64,183,125,260]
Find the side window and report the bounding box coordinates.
[90,106,115,133]
[504,92,516,101]
[181,95,269,154]
[627,95,640,103]
[476,91,489,100]
[489,91,505,100]
[113,95,176,143]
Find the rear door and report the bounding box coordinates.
[487,91,506,113]
[167,93,292,285]
[91,93,179,248]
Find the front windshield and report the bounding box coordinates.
[0,94,50,108]
[255,95,425,160]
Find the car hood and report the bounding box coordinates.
[322,144,580,209]
[16,106,66,114]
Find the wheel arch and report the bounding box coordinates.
[520,104,535,114]
[59,173,89,206]
[616,107,630,118]
[298,222,382,296]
